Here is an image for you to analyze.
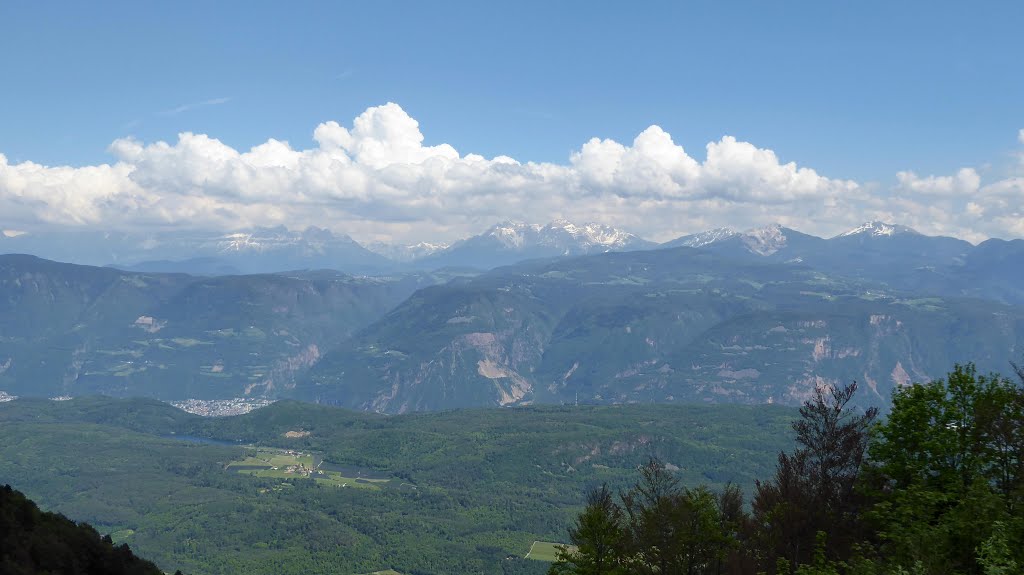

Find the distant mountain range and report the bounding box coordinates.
[2,219,1021,279]
[3,231,1024,411]
[4,220,1024,413]
[658,222,1015,304]
[411,219,656,270]
[364,241,450,262]
[0,226,391,275]
[0,219,657,274]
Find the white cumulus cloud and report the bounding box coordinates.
[0,103,1022,244]
[895,167,981,197]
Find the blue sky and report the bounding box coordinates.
[0,1,1022,243]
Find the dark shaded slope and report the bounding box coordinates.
[0,396,200,433]
[956,238,1024,304]
[0,484,168,575]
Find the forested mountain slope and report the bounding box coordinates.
[0,255,445,399]
[299,247,1024,412]
[4,240,1024,413]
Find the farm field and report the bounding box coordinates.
[227,447,398,490]
[525,541,575,562]
[315,473,390,490]
[229,447,315,471]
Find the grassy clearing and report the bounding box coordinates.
[230,448,318,482]
[242,326,267,339]
[228,448,394,489]
[239,468,303,480]
[315,474,388,490]
[525,541,574,562]
[229,448,315,469]
[895,297,945,311]
[97,348,144,357]
[170,337,210,347]
[108,528,135,543]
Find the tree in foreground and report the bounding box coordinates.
[752,382,878,571]
[551,459,738,575]
[554,364,1024,575]
[550,484,625,575]
[862,363,1024,574]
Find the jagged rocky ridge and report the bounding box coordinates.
[2,219,1020,276]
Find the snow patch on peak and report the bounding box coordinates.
[838,221,919,238]
[741,224,788,256]
[745,223,783,235]
[412,241,449,251]
[543,220,640,249]
[547,218,577,231]
[213,226,355,255]
[670,227,738,248]
[365,241,449,262]
[219,232,264,253]
[485,221,542,248]
[455,219,651,255]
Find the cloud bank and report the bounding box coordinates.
[1,103,1022,244]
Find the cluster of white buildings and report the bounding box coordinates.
[169,397,276,417]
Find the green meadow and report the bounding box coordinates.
[525,541,575,562]
[228,447,395,489]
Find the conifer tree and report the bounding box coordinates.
[550,484,625,575]
[753,382,877,570]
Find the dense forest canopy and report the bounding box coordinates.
[0,400,793,575]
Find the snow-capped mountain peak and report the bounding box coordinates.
[541,219,642,250]
[475,220,648,252]
[484,221,543,249]
[409,241,450,252]
[365,241,450,262]
[838,221,919,238]
[220,232,262,253]
[214,226,354,255]
[424,219,654,267]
